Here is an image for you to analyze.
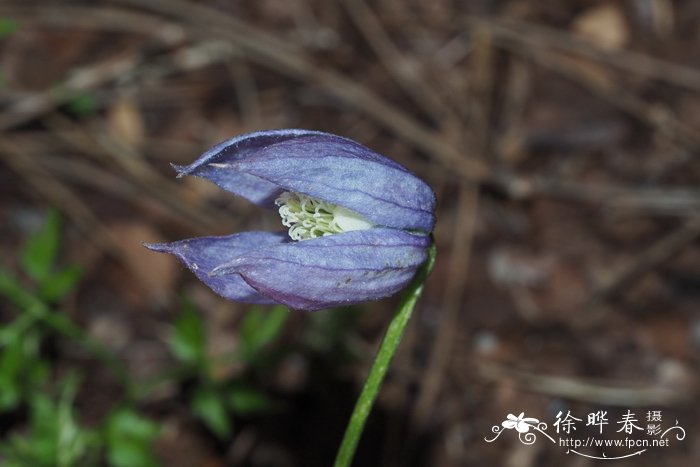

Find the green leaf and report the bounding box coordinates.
[66,92,97,116]
[108,443,157,467]
[0,377,98,467]
[0,439,33,467]
[105,409,160,467]
[107,410,159,440]
[48,85,98,117]
[27,358,50,391]
[240,305,288,362]
[191,386,231,438]
[0,18,20,39]
[0,269,37,310]
[0,335,23,410]
[227,384,275,415]
[56,377,97,467]
[0,329,46,411]
[20,209,61,283]
[0,312,36,347]
[40,264,83,302]
[167,300,205,365]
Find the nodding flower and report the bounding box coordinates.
[146,129,435,311]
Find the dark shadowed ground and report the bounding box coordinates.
[1,1,699,466]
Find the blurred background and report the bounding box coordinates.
[1,0,699,466]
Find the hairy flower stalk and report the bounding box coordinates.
[145,129,435,311]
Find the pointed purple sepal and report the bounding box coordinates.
[175,129,436,232]
[210,229,430,311]
[145,232,288,304]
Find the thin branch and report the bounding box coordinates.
[479,364,692,406]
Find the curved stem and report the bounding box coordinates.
[334,243,436,467]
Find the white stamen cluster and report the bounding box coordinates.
[275,191,374,241]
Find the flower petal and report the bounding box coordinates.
[173,129,333,208]
[211,228,430,311]
[176,129,436,232]
[145,232,288,304]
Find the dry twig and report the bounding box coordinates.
[479,363,692,406]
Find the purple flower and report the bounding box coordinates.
[146,129,435,311]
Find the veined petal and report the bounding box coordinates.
[176,129,436,232]
[145,232,288,304]
[173,129,334,208]
[211,228,430,311]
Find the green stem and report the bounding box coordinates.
[334,242,436,467]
